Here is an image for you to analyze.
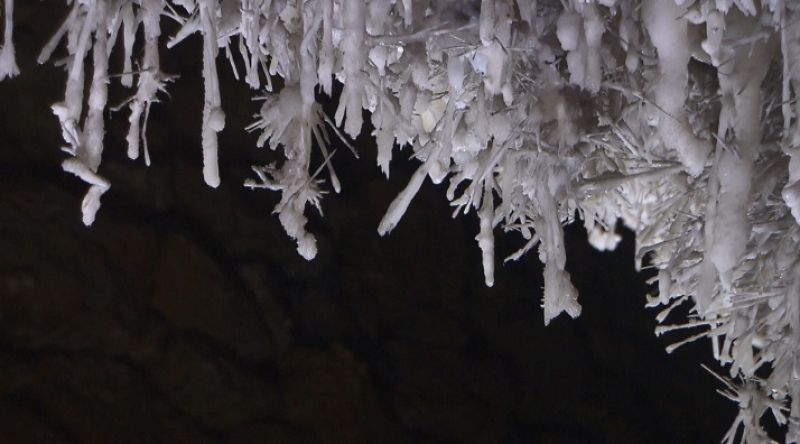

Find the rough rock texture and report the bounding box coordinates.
[0,3,735,443]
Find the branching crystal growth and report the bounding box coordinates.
[8,0,800,440]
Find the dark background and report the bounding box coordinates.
[0,3,735,443]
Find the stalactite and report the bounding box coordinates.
[5,1,800,440]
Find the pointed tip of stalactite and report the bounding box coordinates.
[204,175,220,188]
[81,210,96,227]
[202,149,220,188]
[297,235,317,261]
[0,65,19,81]
[0,51,19,81]
[80,184,109,226]
[376,221,393,237]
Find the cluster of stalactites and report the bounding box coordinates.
[6,1,800,441]
[36,0,173,225]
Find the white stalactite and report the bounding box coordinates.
[126,0,165,166]
[643,0,712,177]
[200,0,223,188]
[0,0,19,79]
